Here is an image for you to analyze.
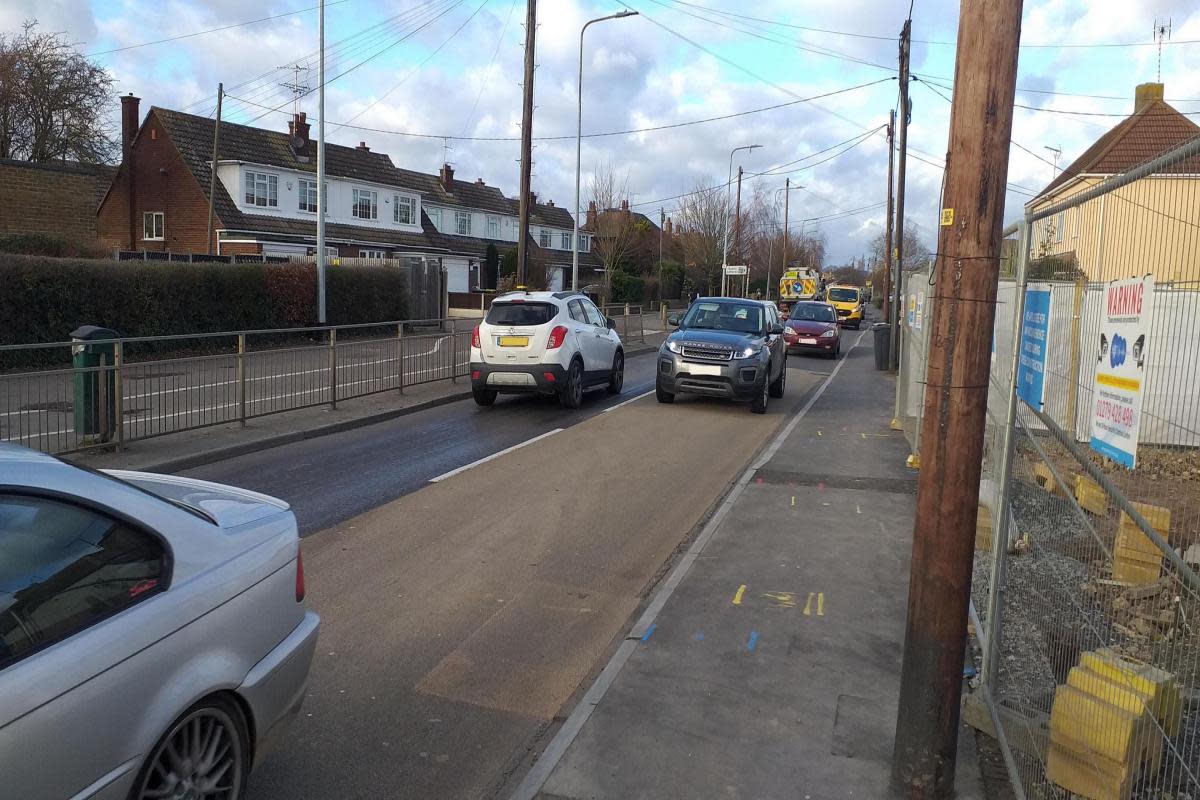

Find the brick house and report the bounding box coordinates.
[96,95,601,291]
[0,159,115,243]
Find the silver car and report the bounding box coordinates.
[0,444,319,800]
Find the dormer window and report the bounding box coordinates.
[244,171,278,207]
[352,188,378,220]
[394,195,416,225]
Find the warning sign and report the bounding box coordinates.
[1089,275,1155,468]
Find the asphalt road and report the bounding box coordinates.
[183,347,838,800]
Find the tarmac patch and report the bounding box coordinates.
[832,694,894,761]
[753,468,917,495]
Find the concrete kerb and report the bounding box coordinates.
[508,328,873,800]
[67,341,663,475]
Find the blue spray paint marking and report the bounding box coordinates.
[640,624,657,642]
[747,631,759,652]
[693,631,705,641]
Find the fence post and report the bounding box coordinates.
[639,307,644,342]
[113,341,124,451]
[661,302,668,329]
[237,333,247,427]
[397,323,405,394]
[1065,276,1085,441]
[328,328,338,409]
[450,320,457,383]
[982,219,1031,690]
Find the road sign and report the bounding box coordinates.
[723,265,748,276]
[1017,284,1052,409]
[1089,275,1155,468]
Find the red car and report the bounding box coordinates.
[782,301,841,359]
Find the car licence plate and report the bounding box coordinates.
[497,336,529,347]
[687,364,723,376]
[800,337,818,345]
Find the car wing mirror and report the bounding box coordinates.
[667,313,681,327]
[606,316,616,329]
[769,323,785,335]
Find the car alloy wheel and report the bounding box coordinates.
[607,351,624,395]
[751,376,768,414]
[559,359,583,409]
[136,703,245,800]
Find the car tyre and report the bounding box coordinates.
[473,388,497,407]
[129,694,249,800]
[559,358,584,409]
[769,356,787,398]
[655,379,675,403]
[607,350,624,395]
[751,377,769,414]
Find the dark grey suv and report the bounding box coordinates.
[656,298,787,413]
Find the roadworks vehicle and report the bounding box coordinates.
[777,266,821,319]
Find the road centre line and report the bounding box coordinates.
[508,328,866,800]
[428,428,564,483]
[599,389,654,413]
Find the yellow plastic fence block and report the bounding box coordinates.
[1075,474,1109,516]
[1049,684,1152,765]
[1046,740,1135,800]
[1033,461,1066,496]
[1066,667,1165,773]
[1079,649,1182,738]
[976,503,993,552]
[1116,502,1171,553]
[1112,556,1162,586]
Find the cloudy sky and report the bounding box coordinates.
[5,0,1200,262]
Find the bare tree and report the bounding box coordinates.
[587,161,637,302]
[675,178,731,295]
[869,219,930,272]
[0,21,116,163]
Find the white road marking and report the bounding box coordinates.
[507,328,867,800]
[428,428,564,483]
[599,389,654,413]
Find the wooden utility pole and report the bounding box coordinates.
[515,0,537,286]
[889,19,911,370]
[733,166,744,266]
[883,109,895,321]
[891,1,1023,796]
[207,83,223,255]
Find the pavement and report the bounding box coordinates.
[512,325,986,800]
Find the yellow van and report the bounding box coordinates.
[825,285,864,329]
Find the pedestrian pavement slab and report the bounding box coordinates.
[531,335,984,799]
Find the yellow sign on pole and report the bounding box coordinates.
[940,208,955,226]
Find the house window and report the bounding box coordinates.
[455,211,472,236]
[1055,211,1064,243]
[469,259,480,290]
[352,188,378,220]
[427,207,441,230]
[560,232,571,249]
[244,171,278,207]
[359,249,386,259]
[539,229,551,248]
[579,234,590,253]
[299,179,318,213]
[486,215,500,238]
[142,211,164,241]
[394,195,416,225]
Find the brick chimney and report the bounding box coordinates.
[440,163,455,192]
[1135,82,1164,113]
[356,141,370,152]
[475,178,485,185]
[120,93,140,249]
[288,112,311,157]
[587,200,597,228]
[529,191,537,206]
[620,198,630,222]
[546,199,554,207]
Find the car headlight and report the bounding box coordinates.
[738,345,762,358]
[820,329,838,338]
[666,339,682,354]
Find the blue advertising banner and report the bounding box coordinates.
[1017,285,1053,409]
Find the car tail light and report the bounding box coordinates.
[546,325,568,349]
[471,370,481,380]
[471,325,481,348]
[544,371,557,383]
[295,549,306,603]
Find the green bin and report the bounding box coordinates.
[71,325,119,442]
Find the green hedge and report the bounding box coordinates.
[1,255,409,366]
[610,270,645,303]
[0,233,110,259]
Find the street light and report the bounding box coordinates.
[720,144,762,272]
[573,9,639,292]
[766,182,803,301]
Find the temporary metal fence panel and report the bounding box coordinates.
[972,133,1200,800]
[895,263,935,463]
[0,318,469,456]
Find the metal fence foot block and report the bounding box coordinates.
[890,416,903,431]
[1074,474,1109,516]
[905,453,920,470]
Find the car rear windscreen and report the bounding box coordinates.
[486,302,557,326]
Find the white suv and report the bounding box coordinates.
[470,291,624,408]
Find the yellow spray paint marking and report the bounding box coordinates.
[732,584,747,605]
[763,591,797,608]
[803,593,814,616]
[817,592,825,616]
[856,504,862,514]
[816,430,823,437]
[861,432,891,439]
[791,496,796,507]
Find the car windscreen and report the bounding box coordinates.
[682,301,764,334]
[485,302,557,327]
[827,287,859,302]
[789,303,837,323]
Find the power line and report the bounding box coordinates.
[226,77,892,142]
[459,0,520,138]
[86,0,354,56]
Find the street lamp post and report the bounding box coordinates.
[768,182,803,302]
[720,144,760,296]
[573,9,638,292]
